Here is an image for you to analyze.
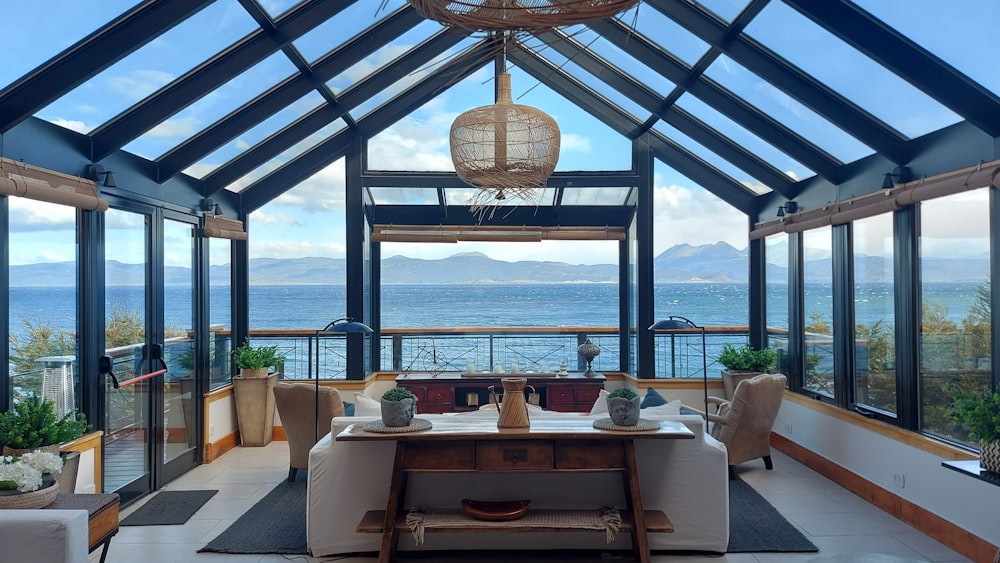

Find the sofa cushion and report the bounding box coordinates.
[353,392,381,416]
[589,389,611,415]
[640,387,668,408]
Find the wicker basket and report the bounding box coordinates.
[2,443,61,457]
[0,479,59,509]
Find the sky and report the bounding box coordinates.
[3,0,998,267]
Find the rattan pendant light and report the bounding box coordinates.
[407,0,640,32]
[451,70,560,220]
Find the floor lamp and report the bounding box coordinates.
[649,316,708,431]
[315,317,372,443]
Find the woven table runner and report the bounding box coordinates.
[592,418,660,432]
[361,418,433,433]
[405,507,622,545]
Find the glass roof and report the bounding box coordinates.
[2,0,996,225]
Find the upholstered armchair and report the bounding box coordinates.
[273,382,345,482]
[688,373,786,479]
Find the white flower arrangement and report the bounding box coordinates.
[0,451,63,493]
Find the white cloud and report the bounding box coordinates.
[146,115,203,138]
[108,70,175,101]
[652,178,748,254]
[49,118,89,134]
[249,240,346,259]
[560,133,591,153]
[250,211,301,227]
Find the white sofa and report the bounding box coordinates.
[0,508,89,563]
[307,411,729,556]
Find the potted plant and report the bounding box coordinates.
[231,339,283,446]
[606,388,640,426]
[380,388,417,427]
[0,450,65,509]
[948,388,1000,473]
[718,344,777,399]
[0,396,89,456]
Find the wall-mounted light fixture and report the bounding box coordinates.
[776,201,798,218]
[85,164,116,187]
[200,198,223,215]
[881,166,912,189]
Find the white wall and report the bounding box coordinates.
[208,394,237,443]
[774,399,1000,545]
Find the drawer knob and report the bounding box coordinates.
[503,448,528,463]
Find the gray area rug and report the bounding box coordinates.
[199,474,816,555]
[199,474,307,554]
[121,490,218,526]
[728,477,818,552]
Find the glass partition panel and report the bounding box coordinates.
[919,189,991,445]
[765,232,789,372]
[8,199,79,408]
[853,214,896,414]
[802,226,834,398]
[209,238,232,391]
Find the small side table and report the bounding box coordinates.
[47,493,120,563]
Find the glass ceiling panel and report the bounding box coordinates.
[693,0,752,22]
[225,117,347,192]
[326,20,447,95]
[371,187,440,205]
[855,0,1000,96]
[347,36,481,120]
[629,3,710,66]
[561,187,630,206]
[507,66,633,172]
[563,27,676,95]
[36,0,256,135]
[184,91,326,178]
[0,0,140,89]
[534,51,648,122]
[124,52,298,160]
[744,0,961,139]
[652,121,771,195]
[704,54,874,164]
[366,66,492,171]
[445,187,557,207]
[258,0,302,19]
[294,1,405,63]
[676,93,814,181]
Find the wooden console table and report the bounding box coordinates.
[47,493,120,563]
[337,418,693,562]
[396,372,605,413]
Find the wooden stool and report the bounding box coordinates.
[47,493,120,563]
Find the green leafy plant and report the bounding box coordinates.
[718,344,777,372]
[0,396,89,450]
[608,388,638,400]
[231,339,281,371]
[947,387,1000,444]
[381,387,416,402]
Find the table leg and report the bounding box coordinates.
[99,541,111,563]
[380,442,408,563]
[622,439,650,563]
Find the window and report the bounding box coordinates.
[919,189,990,445]
[209,238,232,391]
[853,214,896,414]
[765,232,789,371]
[802,227,834,398]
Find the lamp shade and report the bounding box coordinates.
[408,0,640,32]
[452,72,559,219]
[649,316,698,330]
[321,318,373,334]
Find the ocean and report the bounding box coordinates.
[8,282,983,338]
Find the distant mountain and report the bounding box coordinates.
[9,244,991,286]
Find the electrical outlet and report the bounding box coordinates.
[892,472,905,488]
[783,423,793,434]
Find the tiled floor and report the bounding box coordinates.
[95,444,971,563]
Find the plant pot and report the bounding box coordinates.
[981,439,1000,474]
[239,367,269,378]
[722,370,763,400]
[381,397,416,427]
[233,373,277,446]
[607,395,641,426]
[0,479,58,509]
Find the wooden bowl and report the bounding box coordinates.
[461,499,530,521]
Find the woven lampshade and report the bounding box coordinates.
[407,0,640,32]
[451,72,560,219]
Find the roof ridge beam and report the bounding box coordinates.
[157,6,430,181]
[0,0,215,134]
[783,0,1000,137]
[89,0,361,161]
[646,0,910,164]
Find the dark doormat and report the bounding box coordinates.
[121,489,218,526]
[199,474,308,554]
[727,477,818,552]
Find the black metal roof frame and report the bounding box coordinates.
[0,0,996,228]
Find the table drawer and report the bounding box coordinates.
[555,440,625,469]
[477,440,553,470]
[424,386,454,405]
[575,386,602,403]
[406,442,475,470]
[548,387,575,404]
